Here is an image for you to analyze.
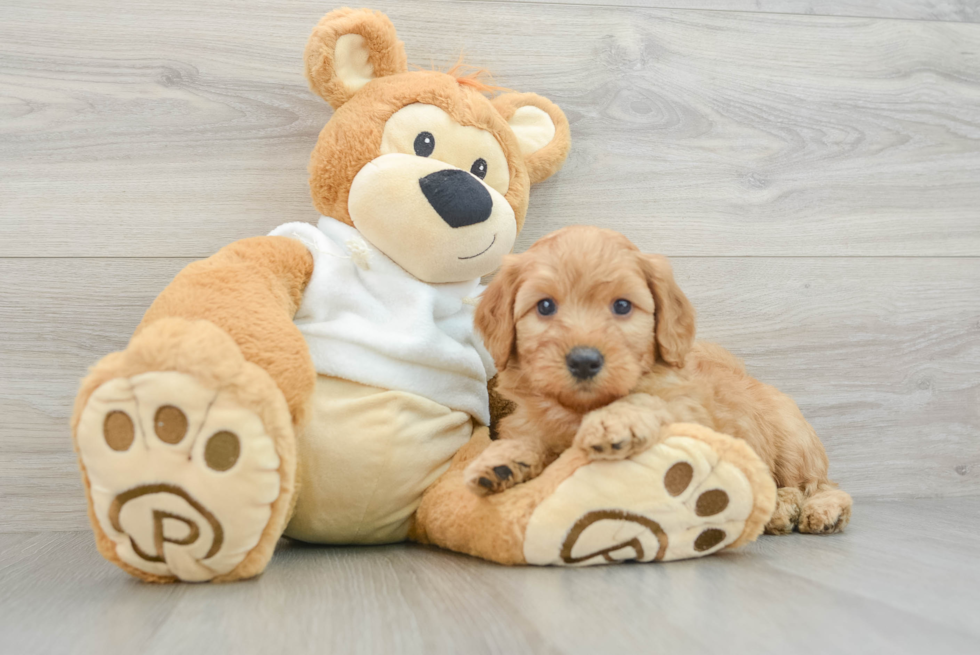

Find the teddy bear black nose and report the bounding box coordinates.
[419,169,493,228]
[566,347,604,381]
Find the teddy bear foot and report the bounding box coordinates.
[73,318,296,582]
[521,423,777,566]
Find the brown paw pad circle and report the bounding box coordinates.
[694,528,726,552]
[154,405,188,444]
[664,461,694,496]
[695,489,729,517]
[204,431,241,471]
[104,411,135,451]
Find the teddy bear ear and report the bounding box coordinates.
[492,92,571,185]
[304,8,408,109]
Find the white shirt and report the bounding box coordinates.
[269,217,495,425]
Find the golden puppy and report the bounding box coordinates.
[468,225,852,535]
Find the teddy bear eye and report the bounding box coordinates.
[471,158,488,180]
[414,131,435,157]
[612,299,632,315]
[537,298,557,316]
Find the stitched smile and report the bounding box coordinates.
[458,234,496,260]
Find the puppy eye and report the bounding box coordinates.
[612,299,632,315]
[471,158,488,179]
[537,298,557,316]
[414,132,435,157]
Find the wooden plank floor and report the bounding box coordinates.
[1,498,978,655]
[473,1,980,23]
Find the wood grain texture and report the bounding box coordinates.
[2,0,980,257]
[1,498,978,655]
[1,4,978,642]
[1,256,977,532]
[467,1,980,23]
[0,258,191,533]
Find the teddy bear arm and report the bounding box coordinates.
[136,235,316,424]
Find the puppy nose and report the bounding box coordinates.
[419,169,493,228]
[566,347,604,381]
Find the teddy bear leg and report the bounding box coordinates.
[72,236,314,582]
[72,317,297,583]
[413,423,777,566]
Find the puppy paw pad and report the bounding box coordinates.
[492,465,513,481]
[464,443,543,496]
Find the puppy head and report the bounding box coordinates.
[476,226,695,411]
[303,9,571,283]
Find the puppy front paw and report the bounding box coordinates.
[574,401,662,460]
[464,441,543,496]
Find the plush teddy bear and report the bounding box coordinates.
[71,8,776,583]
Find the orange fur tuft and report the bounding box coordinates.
[442,54,512,95]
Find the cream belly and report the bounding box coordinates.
[285,375,474,544]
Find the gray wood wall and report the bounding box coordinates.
[1,0,978,533]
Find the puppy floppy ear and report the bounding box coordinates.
[640,254,696,368]
[475,255,526,372]
[305,8,408,109]
[492,92,571,185]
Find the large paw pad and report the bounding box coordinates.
[76,372,281,581]
[523,433,759,566]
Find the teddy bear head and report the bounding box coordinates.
[303,8,571,283]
